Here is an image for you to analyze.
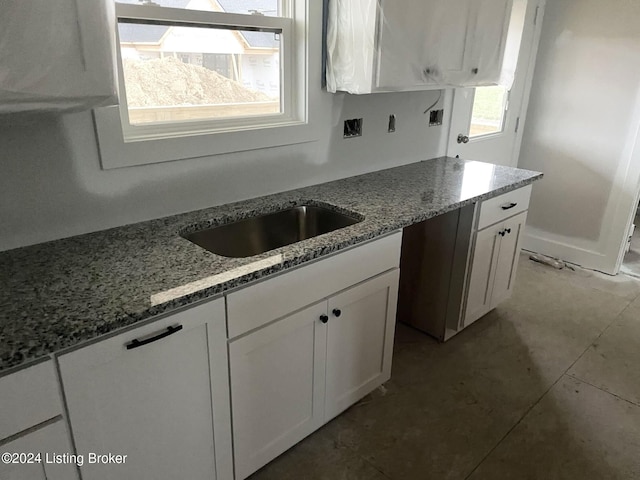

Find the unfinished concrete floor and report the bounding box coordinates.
[249,254,640,480]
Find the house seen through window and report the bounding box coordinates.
[114,0,286,130]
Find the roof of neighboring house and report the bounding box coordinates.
[216,0,278,16]
[117,0,279,49]
[118,24,168,43]
[217,0,280,49]
[117,0,190,7]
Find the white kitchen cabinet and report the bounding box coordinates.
[226,232,402,339]
[464,222,502,324]
[399,185,532,340]
[0,361,62,441]
[464,211,528,327]
[229,301,328,480]
[0,421,78,480]
[58,297,233,480]
[488,211,527,308]
[325,269,399,420]
[463,185,532,328]
[376,0,469,89]
[327,0,522,93]
[0,360,77,480]
[0,0,116,112]
[230,270,399,479]
[227,234,402,479]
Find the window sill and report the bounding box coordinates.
[94,105,318,169]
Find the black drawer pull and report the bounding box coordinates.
[501,202,518,210]
[126,325,183,350]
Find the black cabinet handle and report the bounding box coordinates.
[126,325,183,350]
[505,228,512,234]
[320,314,329,324]
[501,202,518,210]
[499,230,505,237]
[332,309,342,317]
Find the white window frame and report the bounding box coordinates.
[94,0,314,169]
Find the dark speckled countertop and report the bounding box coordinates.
[0,157,542,373]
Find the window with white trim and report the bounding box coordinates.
[95,0,311,169]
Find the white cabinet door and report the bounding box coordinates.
[451,0,513,86]
[464,210,528,326]
[376,0,514,89]
[0,0,116,112]
[330,0,519,92]
[377,0,471,89]
[59,298,230,480]
[0,421,77,480]
[464,224,501,327]
[327,0,526,93]
[0,361,62,441]
[229,302,328,480]
[491,211,527,308]
[325,269,399,420]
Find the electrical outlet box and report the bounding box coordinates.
[429,109,444,127]
[388,114,396,133]
[343,118,363,138]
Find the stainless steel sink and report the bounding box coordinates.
[184,205,362,258]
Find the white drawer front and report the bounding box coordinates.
[226,232,402,339]
[0,361,62,440]
[478,185,532,230]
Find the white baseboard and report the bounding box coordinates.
[522,230,614,275]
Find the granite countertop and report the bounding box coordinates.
[0,157,542,373]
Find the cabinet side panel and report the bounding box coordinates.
[207,301,234,480]
[445,203,477,334]
[397,209,460,338]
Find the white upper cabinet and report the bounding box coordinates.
[327,0,524,94]
[376,0,473,89]
[0,0,117,113]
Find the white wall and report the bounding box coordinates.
[0,2,449,252]
[519,0,640,274]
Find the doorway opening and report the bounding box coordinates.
[621,204,640,278]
